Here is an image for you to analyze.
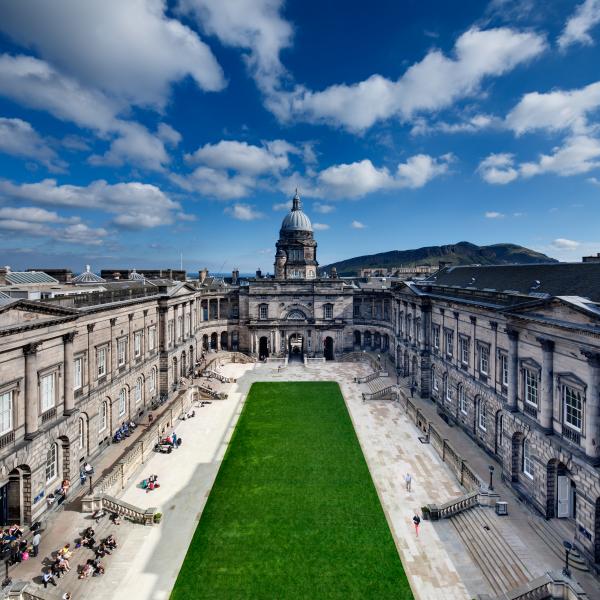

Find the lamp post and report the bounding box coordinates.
[88,472,94,495]
[488,465,495,491]
[562,541,573,578]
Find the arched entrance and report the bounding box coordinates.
[220,331,228,350]
[1,465,31,525]
[210,332,217,350]
[189,345,194,374]
[403,352,409,377]
[353,330,361,348]
[259,336,269,359]
[364,331,372,348]
[548,460,576,519]
[288,333,303,360]
[202,334,209,351]
[324,336,334,360]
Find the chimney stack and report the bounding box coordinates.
[256,268,262,278]
[199,268,208,284]
[232,269,239,285]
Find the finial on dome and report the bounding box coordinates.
[292,188,301,211]
[85,264,91,273]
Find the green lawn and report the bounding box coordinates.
[171,381,412,599]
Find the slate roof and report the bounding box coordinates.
[422,263,600,302]
[5,271,58,284]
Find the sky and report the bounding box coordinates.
[0,0,600,274]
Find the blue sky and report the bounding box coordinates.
[1,0,600,273]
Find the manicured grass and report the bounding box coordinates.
[171,382,412,599]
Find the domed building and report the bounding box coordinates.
[274,191,318,279]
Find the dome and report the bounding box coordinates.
[72,265,106,284]
[129,269,145,281]
[281,191,312,232]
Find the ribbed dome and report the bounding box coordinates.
[281,192,312,232]
[72,265,105,284]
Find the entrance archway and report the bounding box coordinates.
[324,336,334,360]
[202,334,209,351]
[288,333,303,360]
[259,336,269,359]
[210,332,217,350]
[1,465,31,525]
[353,330,361,348]
[220,331,228,350]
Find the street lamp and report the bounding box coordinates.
[88,473,93,495]
[562,541,573,578]
[488,465,495,491]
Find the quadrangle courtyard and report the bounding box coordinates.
[10,359,600,600]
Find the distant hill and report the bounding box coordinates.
[320,242,558,277]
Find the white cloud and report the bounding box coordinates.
[477,153,519,184]
[186,139,294,175]
[0,214,107,245]
[317,154,451,198]
[0,178,186,229]
[0,206,78,224]
[485,211,505,218]
[225,203,264,221]
[588,176,600,185]
[313,222,330,230]
[411,114,498,136]
[171,167,253,200]
[0,117,67,172]
[272,202,289,211]
[552,238,580,249]
[312,202,335,214]
[0,0,224,108]
[506,81,600,135]
[558,0,600,50]
[178,0,292,95]
[351,220,366,229]
[157,123,182,147]
[273,27,546,131]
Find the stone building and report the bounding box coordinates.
[0,193,598,569]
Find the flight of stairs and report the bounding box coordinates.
[450,507,532,595]
[366,377,390,394]
[528,518,589,571]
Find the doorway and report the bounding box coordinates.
[324,336,334,360]
[288,333,303,360]
[259,336,269,359]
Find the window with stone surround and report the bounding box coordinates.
[499,353,508,387]
[117,337,127,366]
[0,390,13,435]
[149,367,157,393]
[134,377,143,404]
[432,325,440,349]
[445,329,454,357]
[148,326,156,351]
[74,356,83,390]
[97,346,107,378]
[78,417,85,450]
[478,399,487,431]
[118,387,127,417]
[323,303,333,319]
[460,336,470,365]
[134,331,142,357]
[562,384,583,432]
[40,372,56,413]
[523,439,533,478]
[524,368,539,408]
[458,384,467,414]
[99,400,108,432]
[478,343,490,375]
[259,304,268,320]
[432,366,438,392]
[445,375,453,402]
[46,443,58,483]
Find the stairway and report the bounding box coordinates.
[528,518,589,571]
[450,507,532,595]
[366,377,389,394]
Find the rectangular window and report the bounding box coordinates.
[259,304,268,320]
[500,354,508,387]
[445,331,454,357]
[446,380,453,402]
[353,304,360,318]
[74,356,83,390]
[150,369,156,393]
[563,386,583,431]
[324,304,333,319]
[148,326,156,351]
[117,337,127,366]
[97,347,107,378]
[168,320,174,344]
[524,369,539,407]
[479,403,487,431]
[0,391,13,435]
[460,337,470,365]
[458,387,467,414]
[479,345,490,375]
[40,373,56,412]
[134,331,142,357]
[523,440,533,478]
[432,325,440,349]
[432,372,438,391]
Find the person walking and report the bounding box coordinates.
[404,473,412,492]
[412,514,421,537]
[32,531,41,557]
[410,382,416,398]
[172,431,178,448]
[43,569,57,588]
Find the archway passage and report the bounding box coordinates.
[288,333,303,361]
[259,336,269,359]
[324,336,334,360]
[353,330,361,348]
[1,465,31,525]
[210,332,217,350]
[221,331,229,350]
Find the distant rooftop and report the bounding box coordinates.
[72,265,106,284]
[0,266,58,285]
[421,263,600,302]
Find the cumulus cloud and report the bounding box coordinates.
[552,238,580,249]
[271,27,546,131]
[157,123,182,147]
[272,202,289,211]
[171,167,254,200]
[0,206,78,224]
[225,203,264,220]
[0,0,224,108]
[411,114,499,136]
[351,220,366,229]
[485,211,505,218]
[0,117,67,172]
[477,153,519,184]
[317,154,452,198]
[312,202,335,214]
[558,0,600,50]
[313,222,330,230]
[0,178,187,228]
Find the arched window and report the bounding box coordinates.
[478,399,487,431]
[78,417,85,451]
[134,377,143,404]
[149,367,157,393]
[118,388,127,417]
[458,384,467,414]
[522,438,533,478]
[46,443,58,483]
[445,376,453,402]
[431,366,438,392]
[99,400,108,432]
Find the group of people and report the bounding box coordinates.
[113,420,137,443]
[0,525,32,564]
[140,474,160,492]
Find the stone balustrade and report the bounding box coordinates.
[476,571,588,600]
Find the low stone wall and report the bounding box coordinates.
[87,387,194,500]
[399,393,485,493]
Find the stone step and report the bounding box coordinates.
[527,518,589,572]
[450,508,530,595]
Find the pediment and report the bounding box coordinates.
[507,297,600,328]
[0,300,78,330]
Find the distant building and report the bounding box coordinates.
[100,268,186,281]
[582,252,600,263]
[360,265,438,278]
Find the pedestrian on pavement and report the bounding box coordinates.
[404,473,412,492]
[43,569,57,588]
[32,531,41,557]
[410,383,416,398]
[172,431,177,447]
[413,514,421,537]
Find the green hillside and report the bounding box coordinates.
[320,241,557,277]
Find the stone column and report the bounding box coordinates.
[217,298,221,321]
[63,332,77,415]
[507,329,519,412]
[23,342,40,439]
[538,337,554,432]
[582,350,600,462]
[470,316,477,376]
[159,306,168,351]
